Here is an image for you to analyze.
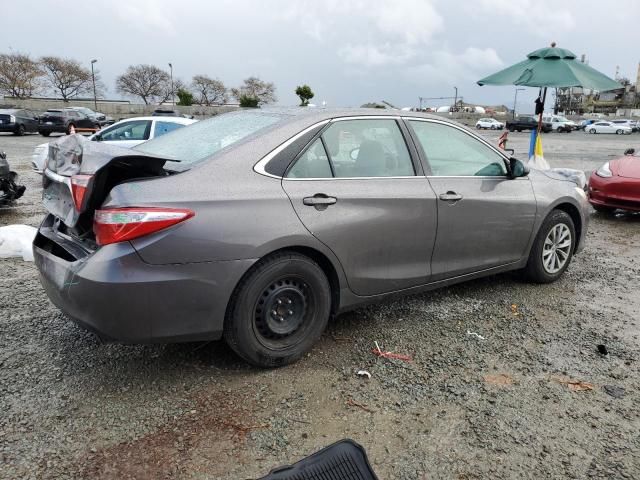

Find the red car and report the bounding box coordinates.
[588,148,640,213]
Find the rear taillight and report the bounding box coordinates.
[93,207,194,246]
[71,174,93,210]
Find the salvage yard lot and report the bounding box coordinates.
[1,130,639,479]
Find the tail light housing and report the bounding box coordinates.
[70,174,93,210]
[94,207,194,246]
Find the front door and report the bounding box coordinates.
[407,119,537,280]
[282,118,437,296]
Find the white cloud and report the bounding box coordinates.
[338,43,415,67]
[477,0,575,37]
[114,0,176,36]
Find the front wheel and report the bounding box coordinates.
[589,129,596,134]
[14,124,25,136]
[224,252,331,367]
[616,129,623,135]
[39,131,50,137]
[523,210,576,283]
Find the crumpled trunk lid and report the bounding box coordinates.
[42,134,170,228]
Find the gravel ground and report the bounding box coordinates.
[1,129,639,480]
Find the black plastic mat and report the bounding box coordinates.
[258,439,378,480]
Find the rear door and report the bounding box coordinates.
[150,120,185,139]
[282,117,437,296]
[407,119,536,280]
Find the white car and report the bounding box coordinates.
[542,115,577,133]
[475,118,504,130]
[586,121,632,135]
[610,119,638,132]
[31,116,196,173]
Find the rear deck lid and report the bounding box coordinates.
[42,135,170,227]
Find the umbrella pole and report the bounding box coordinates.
[537,87,547,133]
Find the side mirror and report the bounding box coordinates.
[509,157,529,178]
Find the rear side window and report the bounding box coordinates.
[410,121,506,177]
[287,139,332,178]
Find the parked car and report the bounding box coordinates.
[585,121,632,135]
[475,118,504,130]
[64,107,115,127]
[578,119,598,131]
[33,109,589,367]
[542,115,577,133]
[31,116,196,173]
[610,119,638,133]
[0,108,40,135]
[588,148,640,213]
[506,116,552,133]
[0,151,25,205]
[38,109,100,136]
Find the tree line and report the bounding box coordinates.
[0,52,284,107]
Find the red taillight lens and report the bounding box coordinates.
[93,207,194,246]
[71,174,93,211]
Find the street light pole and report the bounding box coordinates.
[90,59,98,111]
[513,88,525,119]
[453,86,458,111]
[168,62,174,106]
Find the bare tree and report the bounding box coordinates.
[116,64,171,105]
[231,76,277,105]
[192,75,227,105]
[0,52,43,98]
[40,56,98,101]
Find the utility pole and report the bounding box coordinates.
[453,86,458,111]
[90,59,98,111]
[168,62,175,106]
[513,88,525,119]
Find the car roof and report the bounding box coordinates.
[108,116,197,125]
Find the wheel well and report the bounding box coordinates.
[554,203,582,252]
[225,246,341,323]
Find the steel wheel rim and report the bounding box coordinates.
[542,223,572,274]
[253,276,313,349]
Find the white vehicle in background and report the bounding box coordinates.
[475,118,504,130]
[586,121,632,135]
[610,119,639,132]
[542,114,577,132]
[31,116,196,174]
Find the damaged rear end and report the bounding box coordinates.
[33,135,205,342]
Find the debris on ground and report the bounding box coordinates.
[346,398,375,414]
[0,225,38,261]
[552,377,594,392]
[511,304,521,316]
[356,370,371,379]
[467,330,486,340]
[597,344,609,356]
[603,385,626,399]
[372,341,412,362]
[483,373,514,386]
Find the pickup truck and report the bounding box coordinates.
[506,116,552,133]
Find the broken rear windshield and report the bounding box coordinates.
[133,111,283,165]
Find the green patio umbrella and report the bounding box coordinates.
[477,45,621,91]
[477,43,621,162]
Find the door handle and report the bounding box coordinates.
[303,194,337,209]
[438,191,463,202]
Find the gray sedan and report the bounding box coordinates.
[33,109,589,367]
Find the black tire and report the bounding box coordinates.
[523,210,576,284]
[14,124,25,136]
[508,127,515,132]
[476,124,481,129]
[589,128,596,134]
[39,131,50,137]
[616,129,623,135]
[490,125,496,130]
[593,204,615,214]
[224,252,331,367]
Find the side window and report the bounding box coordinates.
[100,120,151,141]
[153,121,184,138]
[409,121,507,177]
[286,138,332,178]
[321,119,414,178]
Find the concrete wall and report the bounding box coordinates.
[0,96,238,119]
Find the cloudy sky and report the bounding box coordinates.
[4,0,639,112]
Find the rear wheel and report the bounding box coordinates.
[490,125,496,130]
[616,129,623,135]
[224,252,331,367]
[476,124,481,129]
[523,210,575,283]
[14,124,25,136]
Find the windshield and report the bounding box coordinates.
[134,111,284,165]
